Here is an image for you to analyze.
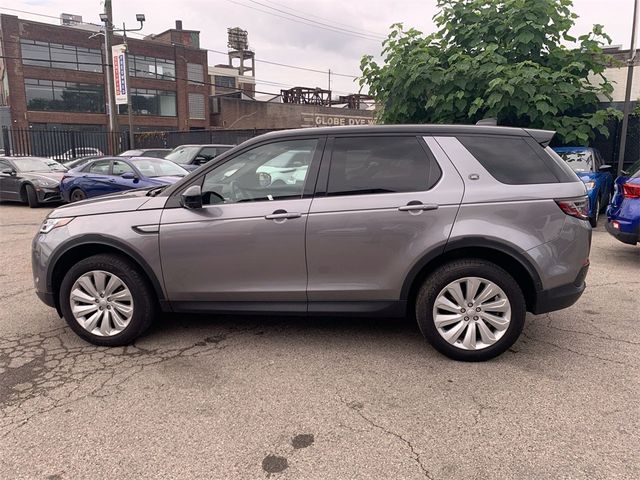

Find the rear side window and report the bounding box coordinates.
[458,135,558,184]
[327,136,440,196]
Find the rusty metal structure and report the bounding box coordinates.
[281,87,332,106]
[337,94,374,109]
[227,27,255,77]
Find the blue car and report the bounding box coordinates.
[61,157,188,202]
[606,160,640,245]
[553,147,615,227]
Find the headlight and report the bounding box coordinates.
[40,217,74,234]
[583,181,595,190]
[32,178,57,188]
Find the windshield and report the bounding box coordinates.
[165,146,200,164]
[119,150,143,156]
[14,157,67,172]
[130,158,188,178]
[557,151,592,172]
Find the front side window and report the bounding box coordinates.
[201,139,318,205]
[112,160,134,175]
[327,136,436,196]
[87,160,111,174]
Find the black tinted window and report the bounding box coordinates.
[327,136,438,196]
[458,136,558,184]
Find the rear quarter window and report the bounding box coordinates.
[457,135,559,184]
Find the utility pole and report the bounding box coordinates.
[328,68,331,106]
[617,0,639,175]
[103,1,117,133]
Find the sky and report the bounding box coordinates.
[2,0,637,97]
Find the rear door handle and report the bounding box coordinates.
[398,202,439,212]
[265,209,302,220]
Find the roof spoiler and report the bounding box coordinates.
[525,128,555,147]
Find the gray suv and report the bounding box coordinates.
[32,125,591,361]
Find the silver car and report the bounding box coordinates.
[32,125,591,361]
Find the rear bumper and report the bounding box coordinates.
[606,220,638,245]
[531,264,589,314]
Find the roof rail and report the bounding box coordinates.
[475,118,498,126]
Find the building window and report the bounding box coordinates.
[128,54,175,81]
[120,89,177,116]
[21,40,103,73]
[188,93,205,119]
[214,75,236,89]
[24,79,104,113]
[187,63,204,84]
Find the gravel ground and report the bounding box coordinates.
[0,203,638,479]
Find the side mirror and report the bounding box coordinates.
[181,185,202,209]
[257,172,272,187]
[1,168,15,176]
[121,171,138,180]
[598,164,613,172]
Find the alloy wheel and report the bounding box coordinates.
[69,270,134,336]
[432,276,511,350]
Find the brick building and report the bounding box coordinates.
[0,14,209,134]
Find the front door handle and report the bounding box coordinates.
[265,209,302,220]
[398,202,439,212]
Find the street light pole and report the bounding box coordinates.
[617,0,639,175]
[102,1,117,134]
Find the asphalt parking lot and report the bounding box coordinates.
[0,203,638,479]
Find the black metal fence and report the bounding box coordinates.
[133,129,278,149]
[2,121,638,168]
[1,127,278,159]
[1,127,131,160]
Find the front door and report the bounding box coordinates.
[83,159,115,197]
[0,158,20,201]
[159,137,323,312]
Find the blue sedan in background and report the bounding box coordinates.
[61,157,188,202]
[606,160,640,245]
[553,146,614,227]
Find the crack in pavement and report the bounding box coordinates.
[337,394,434,480]
[588,281,640,288]
[521,332,635,368]
[0,323,260,438]
[542,317,640,346]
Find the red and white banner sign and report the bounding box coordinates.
[112,45,128,105]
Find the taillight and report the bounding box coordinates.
[555,196,589,221]
[622,182,640,199]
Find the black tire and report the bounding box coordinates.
[70,188,87,202]
[59,254,156,346]
[415,259,526,362]
[589,197,600,228]
[25,184,39,208]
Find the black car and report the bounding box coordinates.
[118,148,171,159]
[62,155,104,170]
[0,156,67,207]
[164,144,234,171]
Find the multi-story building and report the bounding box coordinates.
[0,14,209,134]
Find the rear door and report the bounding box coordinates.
[0,158,20,201]
[82,159,114,197]
[305,135,464,311]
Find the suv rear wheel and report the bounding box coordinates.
[416,259,526,361]
[59,254,156,346]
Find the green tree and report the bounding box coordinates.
[360,0,621,144]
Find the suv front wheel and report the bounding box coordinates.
[59,254,156,346]
[416,259,526,361]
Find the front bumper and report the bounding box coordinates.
[36,186,62,203]
[531,264,589,314]
[606,220,639,245]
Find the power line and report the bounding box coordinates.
[266,0,387,39]
[224,0,383,42]
[243,0,385,40]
